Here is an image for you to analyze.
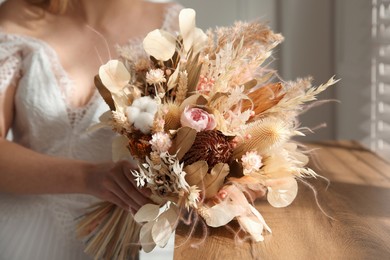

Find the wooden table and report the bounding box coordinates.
[174,141,390,260]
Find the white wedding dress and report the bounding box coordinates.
[0,2,181,260]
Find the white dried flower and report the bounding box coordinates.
[112,111,127,124]
[131,168,149,188]
[149,132,172,152]
[126,96,158,134]
[159,152,189,192]
[241,151,263,175]
[186,185,200,209]
[173,160,189,191]
[146,69,166,85]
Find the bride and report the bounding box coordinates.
[0,0,181,259]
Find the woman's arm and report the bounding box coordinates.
[0,83,150,211]
[0,139,151,210]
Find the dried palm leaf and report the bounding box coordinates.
[242,82,285,116]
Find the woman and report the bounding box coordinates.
[0,0,181,259]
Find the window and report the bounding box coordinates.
[372,0,390,159]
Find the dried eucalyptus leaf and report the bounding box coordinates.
[209,92,229,105]
[94,75,115,111]
[179,8,196,53]
[151,207,177,248]
[99,60,130,93]
[134,204,160,223]
[186,52,202,94]
[143,29,176,61]
[169,127,197,160]
[179,94,208,110]
[167,66,180,91]
[228,160,244,179]
[202,203,238,227]
[203,163,229,198]
[139,221,156,253]
[192,27,208,54]
[195,95,208,106]
[112,136,131,162]
[184,160,208,186]
[266,177,298,208]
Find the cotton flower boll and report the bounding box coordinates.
[126,106,140,124]
[126,96,158,134]
[134,112,155,134]
[132,96,158,115]
[180,107,216,132]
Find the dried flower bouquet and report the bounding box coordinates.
[76,8,337,260]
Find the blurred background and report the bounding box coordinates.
[174,0,389,161]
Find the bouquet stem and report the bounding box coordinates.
[77,202,141,260]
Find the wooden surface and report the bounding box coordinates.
[174,141,390,260]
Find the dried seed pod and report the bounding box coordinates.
[232,117,290,159]
[164,103,181,131]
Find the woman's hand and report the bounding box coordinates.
[85,160,153,212]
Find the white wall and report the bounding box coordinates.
[278,0,336,141]
[177,0,277,29]
[334,0,372,144]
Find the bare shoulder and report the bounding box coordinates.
[0,0,44,36]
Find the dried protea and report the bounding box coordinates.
[127,131,152,160]
[232,117,291,159]
[181,130,234,168]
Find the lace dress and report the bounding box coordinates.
[0,3,181,260]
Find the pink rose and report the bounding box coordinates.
[180,107,216,132]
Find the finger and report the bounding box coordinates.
[115,174,152,208]
[106,191,130,211]
[120,160,138,171]
[116,163,153,206]
[121,164,153,204]
[107,181,143,211]
[112,167,140,201]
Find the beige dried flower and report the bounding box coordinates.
[174,71,188,105]
[146,69,166,85]
[232,117,291,159]
[163,103,181,131]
